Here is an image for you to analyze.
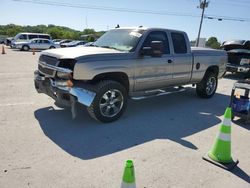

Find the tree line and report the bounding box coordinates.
[0,24,222,48]
[0,24,105,42]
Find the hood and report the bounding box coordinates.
[41,46,122,59]
[221,40,250,51]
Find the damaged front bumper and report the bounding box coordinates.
[34,70,96,118]
[226,64,250,73]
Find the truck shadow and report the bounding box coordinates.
[34,89,229,160]
[233,119,250,130]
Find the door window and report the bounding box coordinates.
[19,34,27,40]
[42,40,50,44]
[143,31,170,54]
[171,33,187,54]
[39,35,50,40]
[29,35,38,39]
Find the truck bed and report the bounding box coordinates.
[190,47,227,82]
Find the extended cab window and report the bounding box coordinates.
[171,33,187,54]
[143,31,170,54]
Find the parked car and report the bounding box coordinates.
[53,39,73,47]
[4,37,13,46]
[11,33,52,48]
[221,40,250,74]
[34,27,227,122]
[52,39,63,43]
[61,40,86,48]
[14,38,59,51]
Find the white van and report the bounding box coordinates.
[11,33,52,47]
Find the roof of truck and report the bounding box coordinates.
[113,26,184,33]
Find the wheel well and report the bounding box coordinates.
[92,72,130,92]
[22,45,29,48]
[205,66,219,77]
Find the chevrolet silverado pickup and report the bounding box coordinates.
[34,27,227,122]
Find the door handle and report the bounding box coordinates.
[167,59,173,63]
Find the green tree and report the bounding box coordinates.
[47,27,63,39]
[206,37,221,49]
[82,28,95,34]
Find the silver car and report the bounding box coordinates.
[14,38,60,51]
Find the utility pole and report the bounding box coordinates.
[85,16,88,29]
[196,0,209,47]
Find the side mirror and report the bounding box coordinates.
[140,41,164,57]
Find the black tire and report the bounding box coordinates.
[196,72,218,98]
[87,80,128,123]
[22,45,30,51]
[49,46,55,49]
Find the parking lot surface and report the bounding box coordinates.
[0,47,249,188]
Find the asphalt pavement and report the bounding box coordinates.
[0,46,249,188]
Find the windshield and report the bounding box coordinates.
[94,29,145,52]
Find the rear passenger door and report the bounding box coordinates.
[30,39,39,49]
[42,40,51,49]
[170,32,193,84]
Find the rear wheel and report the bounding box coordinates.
[196,72,218,98]
[87,80,127,123]
[49,46,55,49]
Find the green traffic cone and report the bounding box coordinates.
[121,160,136,188]
[203,107,238,170]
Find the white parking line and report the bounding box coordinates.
[0,72,32,75]
[0,102,34,107]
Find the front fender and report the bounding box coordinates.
[73,62,131,80]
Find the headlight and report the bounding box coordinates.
[56,71,72,79]
[58,59,76,70]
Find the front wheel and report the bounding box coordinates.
[49,46,55,49]
[196,72,218,98]
[87,80,128,123]
[22,45,30,51]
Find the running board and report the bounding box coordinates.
[131,87,186,100]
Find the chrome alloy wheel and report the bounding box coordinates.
[99,89,124,117]
[206,77,216,95]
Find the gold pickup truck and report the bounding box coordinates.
[34,27,227,122]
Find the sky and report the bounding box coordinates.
[1,0,250,42]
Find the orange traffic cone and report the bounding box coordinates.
[32,48,35,55]
[1,45,6,54]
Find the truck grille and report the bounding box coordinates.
[38,55,58,76]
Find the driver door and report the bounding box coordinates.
[134,31,174,91]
